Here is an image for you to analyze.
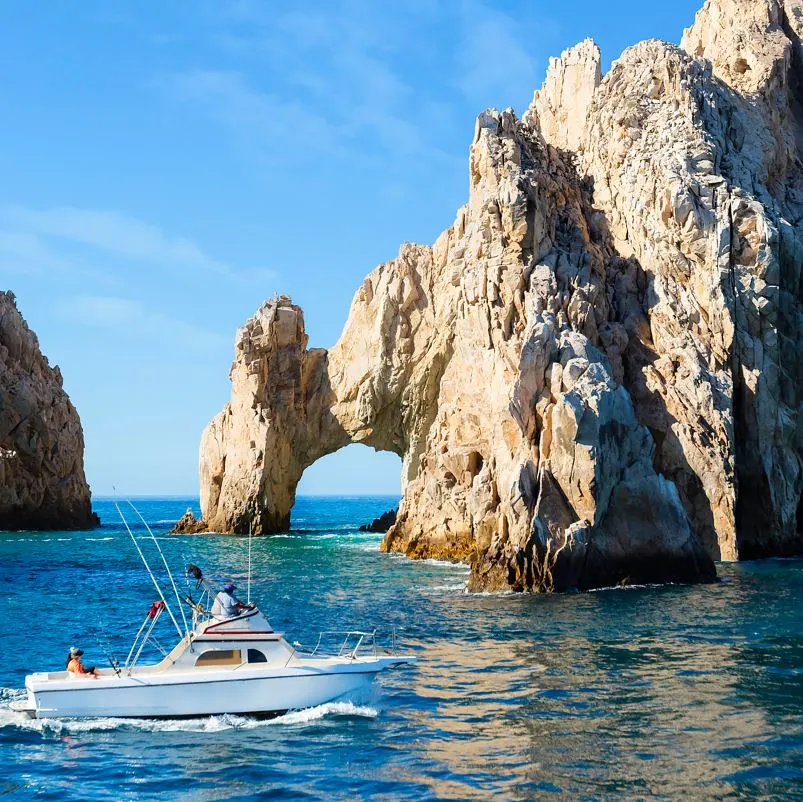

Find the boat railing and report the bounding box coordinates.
[308,627,398,659]
[190,604,215,628]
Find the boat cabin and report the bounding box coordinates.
[164,607,296,671]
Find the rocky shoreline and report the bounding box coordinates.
[359,509,397,533]
[169,508,208,535]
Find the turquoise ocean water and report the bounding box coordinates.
[1,496,802,801]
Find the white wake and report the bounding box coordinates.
[0,688,377,734]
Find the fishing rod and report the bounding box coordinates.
[247,522,253,605]
[126,501,190,639]
[180,547,196,606]
[115,502,183,639]
[93,619,122,677]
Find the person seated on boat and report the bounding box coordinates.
[212,582,253,619]
[65,647,99,679]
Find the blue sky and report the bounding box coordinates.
[1,0,703,497]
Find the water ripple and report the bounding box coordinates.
[0,498,801,801]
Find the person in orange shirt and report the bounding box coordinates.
[65,646,99,679]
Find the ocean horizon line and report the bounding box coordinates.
[92,493,402,501]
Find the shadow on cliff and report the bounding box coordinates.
[730,12,803,558]
[580,168,723,562]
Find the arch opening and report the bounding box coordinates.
[289,444,403,531]
[296,443,402,497]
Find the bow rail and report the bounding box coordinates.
[307,627,398,659]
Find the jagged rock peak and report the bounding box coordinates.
[681,0,802,94]
[524,38,601,152]
[0,291,97,530]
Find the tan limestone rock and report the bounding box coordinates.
[681,0,797,95]
[169,508,207,535]
[573,0,803,560]
[194,0,803,590]
[524,38,601,152]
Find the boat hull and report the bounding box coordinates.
[24,659,408,719]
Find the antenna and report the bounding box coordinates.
[127,501,190,639]
[115,502,184,639]
[247,521,253,605]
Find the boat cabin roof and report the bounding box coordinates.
[194,607,275,639]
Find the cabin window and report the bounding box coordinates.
[195,649,242,667]
[247,648,268,664]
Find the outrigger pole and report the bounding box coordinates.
[115,502,184,639]
[127,501,191,639]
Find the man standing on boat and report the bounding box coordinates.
[212,582,252,619]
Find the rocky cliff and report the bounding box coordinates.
[0,292,96,530]
[196,0,803,591]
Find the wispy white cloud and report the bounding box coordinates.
[0,230,74,276]
[0,204,276,285]
[4,205,230,275]
[160,2,461,167]
[54,293,227,351]
[454,0,539,109]
[167,70,348,159]
[55,294,140,326]
[0,229,123,287]
[164,66,450,166]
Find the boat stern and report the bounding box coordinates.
[9,674,40,718]
[9,698,36,718]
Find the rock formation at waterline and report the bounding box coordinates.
[196,0,803,591]
[0,292,96,530]
[359,509,398,534]
[169,508,207,535]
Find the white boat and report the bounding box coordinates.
[11,506,415,720]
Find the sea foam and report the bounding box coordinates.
[0,691,377,734]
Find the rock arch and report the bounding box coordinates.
[199,111,718,592]
[197,0,803,591]
[200,240,438,535]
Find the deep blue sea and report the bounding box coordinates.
[1,496,802,801]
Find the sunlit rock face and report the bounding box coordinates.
[0,292,96,530]
[198,0,803,590]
